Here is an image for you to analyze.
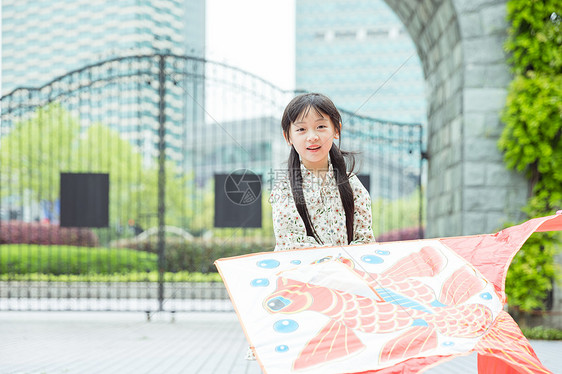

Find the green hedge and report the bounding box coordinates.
[111,236,275,273]
[0,270,222,283]
[522,326,562,340]
[1,237,274,277]
[0,244,157,275]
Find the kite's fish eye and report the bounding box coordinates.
[266,296,292,311]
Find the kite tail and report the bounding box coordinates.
[474,311,552,374]
[440,212,562,302]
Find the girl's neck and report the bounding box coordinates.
[302,159,330,180]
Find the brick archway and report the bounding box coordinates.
[383,0,527,236]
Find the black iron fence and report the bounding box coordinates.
[0,54,424,312]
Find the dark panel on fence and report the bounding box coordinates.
[357,174,371,194]
[60,173,109,228]
[214,172,262,228]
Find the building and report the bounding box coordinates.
[295,0,426,125]
[1,0,206,162]
[295,0,426,201]
[187,115,288,187]
[2,0,205,94]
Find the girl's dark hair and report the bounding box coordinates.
[281,92,356,244]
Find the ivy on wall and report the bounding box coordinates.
[499,0,561,311]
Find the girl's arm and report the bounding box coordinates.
[350,175,376,244]
[270,183,326,251]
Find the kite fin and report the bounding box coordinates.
[379,325,438,364]
[439,266,486,305]
[382,245,446,279]
[474,311,552,374]
[293,318,365,371]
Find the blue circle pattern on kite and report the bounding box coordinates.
[376,250,390,255]
[250,278,270,287]
[257,259,280,269]
[273,319,299,333]
[361,254,384,264]
[290,260,301,265]
[275,345,289,353]
[443,341,455,347]
[480,292,492,300]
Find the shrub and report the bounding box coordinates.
[377,227,424,242]
[521,326,562,340]
[0,271,222,283]
[0,244,156,275]
[499,0,562,312]
[111,236,275,273]
[0,221,99,247]
[372,189,424,237]
[504,0,561,76]
[505,232,559,311]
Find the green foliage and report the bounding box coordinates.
[505,232,558,310]
[0,243,226,282]
[500,0,562,312]
[111,236,274,273]
[0,270,222,283]
[505,1,561,75]
[499,73,562,189]
[0,103,201,234]
[0,244,157,275]
[521,326,562,340]
[0,104,80,198]
[1,235,273,277]
[372,189,424,236]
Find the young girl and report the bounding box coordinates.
[246,93,376,361]
[270,92,375,251]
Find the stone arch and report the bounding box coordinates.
[382,0,527,236]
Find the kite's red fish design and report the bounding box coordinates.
[216,213,562,373]
[264,246,495,371]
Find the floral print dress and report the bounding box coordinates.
[246,160,375,360]
[269,159,375,251]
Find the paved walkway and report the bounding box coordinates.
[1,311,561,374]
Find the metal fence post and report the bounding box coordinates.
[157,55,167,312]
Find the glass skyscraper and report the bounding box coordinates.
[295,0,426,125]
[2,0,205,94]
[2,0,206,161]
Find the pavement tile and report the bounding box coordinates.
[0,311,560,374]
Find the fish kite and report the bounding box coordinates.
[215,213,562,374]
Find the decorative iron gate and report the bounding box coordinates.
[0,54,423,312]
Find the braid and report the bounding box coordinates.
[288,147,323,244]
[330,145,355,244]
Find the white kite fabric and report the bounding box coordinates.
[215,214,561,374]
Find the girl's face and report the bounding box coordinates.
[286,106,339,172]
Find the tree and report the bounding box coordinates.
[0,103,80,202]
[0,103,196,234]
